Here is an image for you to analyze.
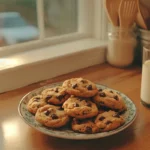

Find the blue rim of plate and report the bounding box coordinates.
[18,82,137,140]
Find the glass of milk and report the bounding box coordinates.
[141,46,150,107]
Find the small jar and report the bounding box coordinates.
[135,29,150,66]
[107,27,137,68]
[140,29,150,42]
[140,29,150,57]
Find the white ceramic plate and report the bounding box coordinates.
[18,83,137,140]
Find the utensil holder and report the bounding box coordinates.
[107,26,137,68]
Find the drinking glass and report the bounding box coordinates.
[141,45,150,107]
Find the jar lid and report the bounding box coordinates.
[143,45,150,51]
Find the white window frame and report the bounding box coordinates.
[0,0,108,57]
[0,0,108,93]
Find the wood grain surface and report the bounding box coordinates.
[0,63,150,150]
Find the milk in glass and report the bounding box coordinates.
[141,46,150,107]
[141,60,150,105]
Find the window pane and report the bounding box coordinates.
[44,0,78,37]
[0,0,39,46]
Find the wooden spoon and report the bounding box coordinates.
[104,0,121,26]
[136,2,149,29]
[119,0,138,28]
[136,13,147,29]
[140,3,150,30]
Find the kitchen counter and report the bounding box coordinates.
[0,63,150,150]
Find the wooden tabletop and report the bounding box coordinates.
[0,63,150,150]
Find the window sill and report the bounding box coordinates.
[0,38,107,93]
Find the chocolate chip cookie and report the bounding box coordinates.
[93,89,127,112]
[42,86,70,105]
[62,78,98,97]
[62,96,98,119]
[27,95,46,114]
[35,105,70,128]
[95,110,125,132]
[72,118,99,134]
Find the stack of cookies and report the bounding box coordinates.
[27,78,127,134]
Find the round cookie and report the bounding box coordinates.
[42,86,70,105]
[27,95,46,114]
[35,105,70,128]
[62,78,98,97]
[95,110,125,132]
[93,89,127,112]
[72,118,99,134]
[62,96,98,119]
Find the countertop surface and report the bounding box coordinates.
[0,63,150,150]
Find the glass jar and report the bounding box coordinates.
[140,29,150,42]
[135,29,150,66]
[141,45,150,107]
[107,27,137,68]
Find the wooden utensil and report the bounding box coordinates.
[140,3,150,30]
[136,2,149,29]
[136,13,147,29]
[119,0,138,28]
[104,0,121,26]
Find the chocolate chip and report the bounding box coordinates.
[99,116,105,121]
[34,100,38,102]
[51,114,58,119]
[74,103,79,107]
[106,120,112,125]
[76,97,84,101]
[72,84,78,89]
[34,97,40,102]
[45,95,52,101]
[99,92,106,97]
[99,127,105,130]
[37,104,40,108]
[56,95,64,100]
[98,89,103,92]
[115,109,120,112]
[99,101,105,104]
[79,97,85,101]
[76,119,82,124]
[83,111,88,115]
[86,127,92,133]
[81,80,86,83]
[58,107,64,110]
[114,95,119,100]
[55,88,59,93]
[110,90,113,93]
[34,99,39,102]
[45,110,51,116]
[87,85,92,90]
[86,102,92,107]
[113,113,120,118]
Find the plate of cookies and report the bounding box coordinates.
[18,78,137,140]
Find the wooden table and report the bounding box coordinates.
[0,63,150,150]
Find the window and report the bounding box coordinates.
[44,0,78,37]
[0,0,77,46]
[0,0,108,93]
[0,0,108,56]
[0,0,38,46]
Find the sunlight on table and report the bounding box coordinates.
[2,118,20,138]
